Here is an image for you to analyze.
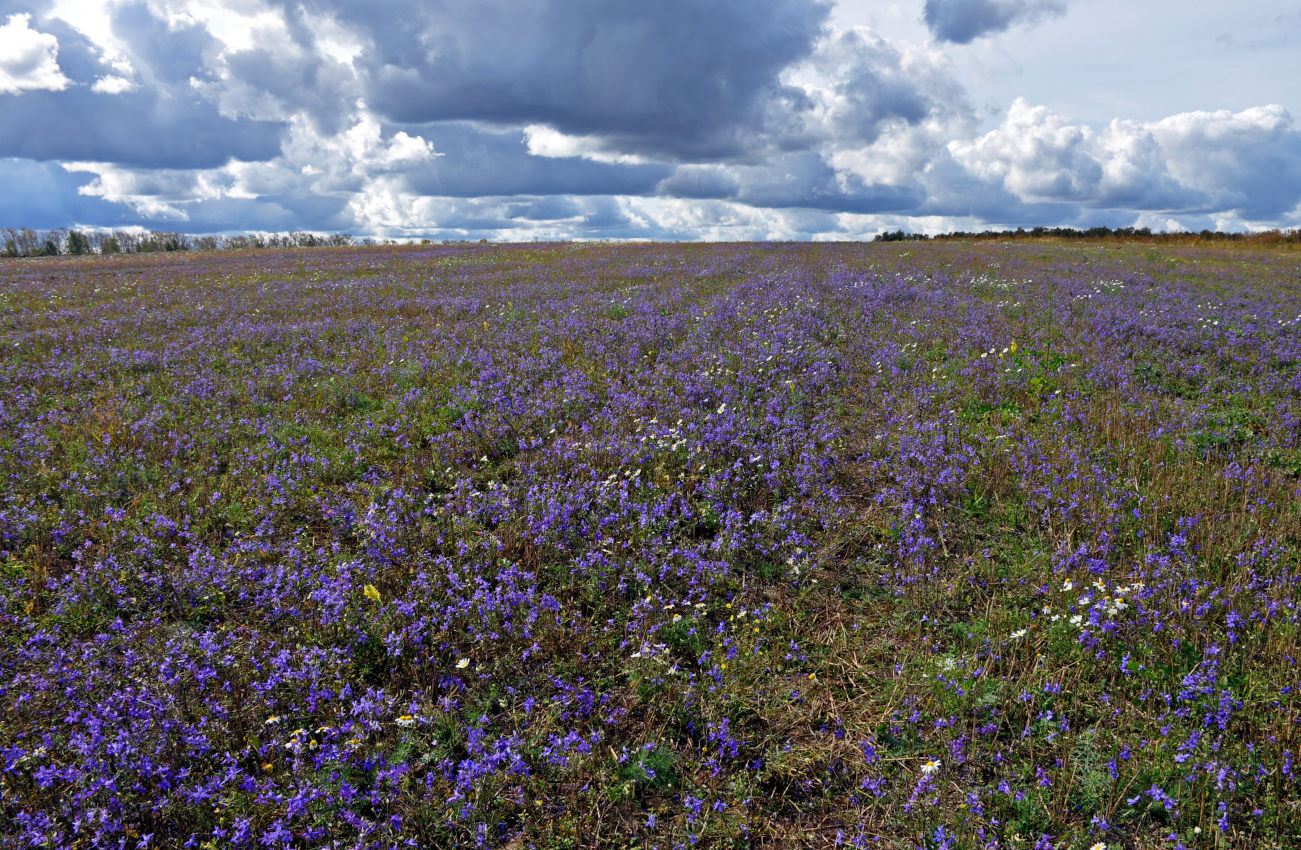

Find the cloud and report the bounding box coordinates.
[950,98,1206,212]
[807,29,961,144]
[1150,105,1301,218]
[57,157,354,231]
[0,4,285,168]
[947,99,1301,220]
[0,0,1298,239]
[922,0,1067,44]
[404,123,669,198]
[656,151,925,214]
[0,84,285,167]
[645,30,967,214]
[0,12,70,93]
[0,157,128,228]
[306,0,833,161]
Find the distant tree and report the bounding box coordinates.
[16,229,39,255]
[874,229,928,242]
[113,231,138,253]
[3,238,17,257]
[38,239,60,256]
[65,230,91,255]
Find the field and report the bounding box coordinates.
[1,241,1299,849]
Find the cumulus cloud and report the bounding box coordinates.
[1149,105,1301,218]
[949,98,1301,219]
[922,0,1067,44]
[0,12,70,93]
[805,29,963,144]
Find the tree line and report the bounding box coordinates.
[884,225,1301,244]
[3,225,1298,257]
[1,228,359,258]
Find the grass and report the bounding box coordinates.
[0,241,1298,848]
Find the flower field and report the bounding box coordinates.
[1,241,1299,848]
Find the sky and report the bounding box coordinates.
[1,0,1299,241]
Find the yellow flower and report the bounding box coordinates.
[363,584,381,604]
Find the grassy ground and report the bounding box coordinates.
[1,241,1299,849]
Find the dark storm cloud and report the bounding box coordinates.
[399,123,670,197]
[922,0,1067,44]
[297,0,832,160]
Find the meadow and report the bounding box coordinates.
[1,241,1299,849]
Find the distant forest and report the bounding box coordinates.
[1,228,361,258]
[878,225,1301,245]
[2,224,1299,257]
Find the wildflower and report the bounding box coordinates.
[395,715,416,728]
[363,584,381,604]
[921,759,941,775]
[457,658,470,669]
[1010,628,1027,639]
[1090,844,1107,850]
